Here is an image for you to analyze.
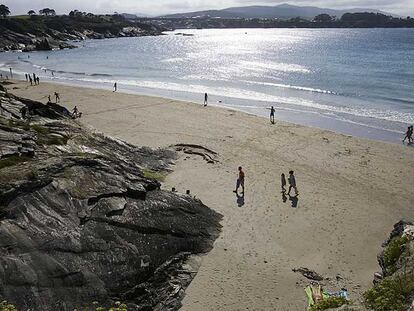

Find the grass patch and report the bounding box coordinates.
[7,119,30,131]
[30,124,50,135]
[143,169,165,182]
[383,236,410,273]
[38,135,69,146]
[364,272,414,311]
[309,297,349,311]
[0,155,31,170]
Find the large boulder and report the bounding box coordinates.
[0,87,222,310]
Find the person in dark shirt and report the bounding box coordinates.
[287,170,298,196]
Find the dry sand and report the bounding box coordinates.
[8,81,414,310]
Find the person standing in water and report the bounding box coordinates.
[9,68,13,79]
[25,74,28,82]
[204,93,208,106]
[233,166,245,194]
[113,82,117,92]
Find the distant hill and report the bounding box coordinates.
[161,3,395,20]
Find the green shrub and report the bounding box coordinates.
[309,297,348,311]
[0,301,17,311]
[383,236,410,273]
[363,272,414,311]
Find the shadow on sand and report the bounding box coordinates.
[282,191,299,208]
[236,192,245,207]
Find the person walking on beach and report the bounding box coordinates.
[9,68,13,79]
[29,76,33,86]
[54,92,60,103]
[403,126,412,144]
[113,82,117,92]
[233,166,245,194]
[287,170,298,196]
[267,106,275,124]
[47,95,52,104]
[33,73,36,83]
[25,74,28,82]
[281,173,286,192]
[36,77,40,85]
[204,93,208,107]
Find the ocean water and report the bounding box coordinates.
[1,28,413,143]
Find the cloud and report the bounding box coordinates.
[3,0,414,16]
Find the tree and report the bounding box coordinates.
[0,4,10,18]
[314,14,334,23]
[39,8,56,16]
[27,10,36,16]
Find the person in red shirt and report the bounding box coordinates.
[233,166,245,194]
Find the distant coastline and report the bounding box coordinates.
[146,13,414,30]
[1,11,413,53]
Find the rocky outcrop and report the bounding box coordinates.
[0,17,163,52]
[0,84,222,310]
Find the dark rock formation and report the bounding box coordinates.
[0,16,163,52]
[0,85,222,310]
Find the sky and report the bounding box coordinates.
[3,0,414,17]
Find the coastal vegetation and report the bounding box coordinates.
[0,4,10,18]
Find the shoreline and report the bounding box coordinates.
[4,79,414,310]
[2,74,410,146]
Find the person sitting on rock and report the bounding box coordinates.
[20,106,27,119]
[72,106,79,119]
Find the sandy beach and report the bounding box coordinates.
[6,80,414,310]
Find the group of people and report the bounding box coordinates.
[25,73,40,86]
[47,92,60,104]
[403,125,413,144]
[232,167,299,198]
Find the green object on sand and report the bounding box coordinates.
[305,286,315,310]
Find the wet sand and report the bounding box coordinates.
[8,80,414,310]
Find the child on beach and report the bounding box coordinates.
[281,173,286,192]
[233,166,245,194]
[287,170,298,196]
